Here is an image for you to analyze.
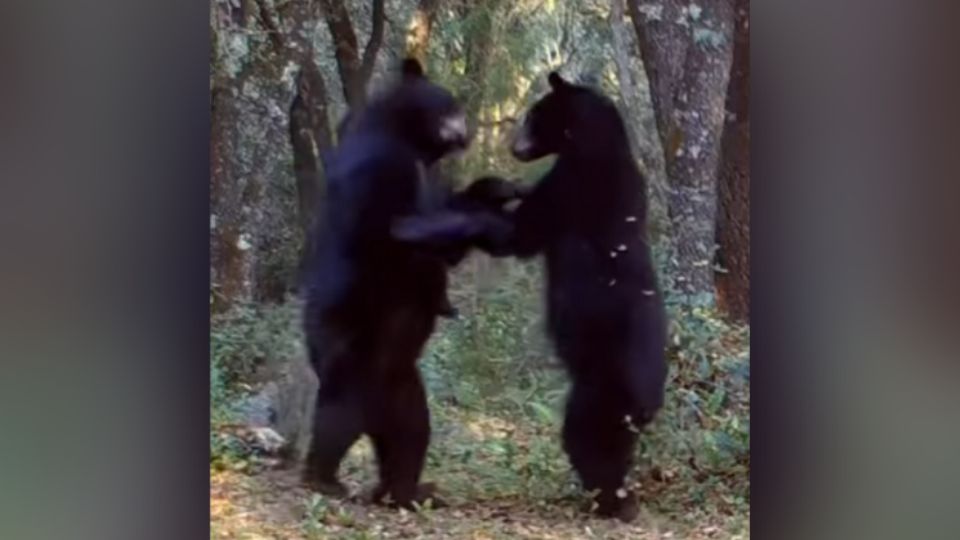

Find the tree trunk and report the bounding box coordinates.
[251,0,337,224]
[211,83,258,312]
[461,6,495,121]
[271,0,336,290]
[716,0,750,320]
[211,0,333,309]
[406,0,441,66]
[459,1,502,174]
[289,60,335,289]
[289,63,333,237]
[609,0,669,236]
[627,0,735,305]
[320,0,385,110]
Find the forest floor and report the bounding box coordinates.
[211,407,748,540]
[211,296,749,539]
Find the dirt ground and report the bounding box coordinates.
[211,465,746,540]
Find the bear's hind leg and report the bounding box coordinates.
[368,369,442,509]
[562,381,639,522]
[303,378,364,497]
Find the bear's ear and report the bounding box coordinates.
[548,71,568,90]
[401,58,425,79]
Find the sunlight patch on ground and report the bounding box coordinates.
[212,466,744,540]
[464,412,519,439]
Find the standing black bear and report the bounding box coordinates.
[394,72,667,521]
[300,58,470,509]
[334,107,523,319]
[506,73,667,521]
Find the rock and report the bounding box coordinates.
[235,383,279,427]
[236,352,317,464]
[249,426,286,454]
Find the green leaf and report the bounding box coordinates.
[706,387,726,413]
[529,401,557,424]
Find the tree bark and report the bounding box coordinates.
[259,0,335,241]
[461,4,496,119]
[211,83,258,312]
[627,0,735,304]
[273,1,335,288]
[609,0,669,235]
[458,1,503,173]
[289,63,333,238]
[716,0,750,320]
[211,0,333,309]
[405,0,441,66]
[320,0,386,109]
[289,59,334,293]
[359,0,386,89]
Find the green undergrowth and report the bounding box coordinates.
[413,259,749,525]
[210,299,302,466]
[210,256,749,530]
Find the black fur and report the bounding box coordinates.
[300,58,466,509]
[507,73,667,521]
[392,175,526,318]
[393,73,668,521]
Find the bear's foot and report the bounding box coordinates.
[591,489,639,523]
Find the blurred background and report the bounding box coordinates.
[209,1,749,538]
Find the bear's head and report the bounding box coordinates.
[358,58,470,164]
[510,72,626,162]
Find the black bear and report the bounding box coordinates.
[394,72,667,521]
[334,106,524,319]
[300,58,469,509]
[335,110,356,145]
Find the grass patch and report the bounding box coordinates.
[210,257,749,537]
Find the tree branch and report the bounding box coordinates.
[254,0,287,53]
[319,0,366,108]
[359,0,385,84]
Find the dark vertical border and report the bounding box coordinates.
[752,2,960,539]
[110,0,212,537]
[749,4,789,536]
[137,0,212,537]
[0,0,215,537]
